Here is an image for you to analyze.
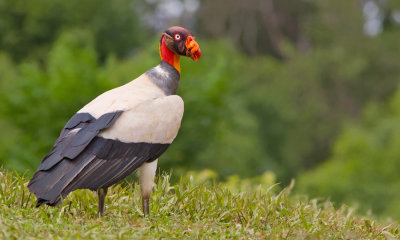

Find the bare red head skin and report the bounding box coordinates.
[159,26,201,74]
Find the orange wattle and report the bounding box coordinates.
[185,36,201,61]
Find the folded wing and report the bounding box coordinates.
[28,95,184,207]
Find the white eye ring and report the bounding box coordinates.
[174,34,181,40]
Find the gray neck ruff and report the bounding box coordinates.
[146,61,180,95]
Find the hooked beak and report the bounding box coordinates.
[185,36,201,61]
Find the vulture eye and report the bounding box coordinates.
[174,34,181,40]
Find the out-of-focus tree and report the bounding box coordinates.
[233,0,400,180]
[0,30,114,171]
[196,0,314,58]
[0,0,147,61]
[296,83,400,219]
[294,0,400,219]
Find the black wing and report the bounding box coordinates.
[28,111,170,207]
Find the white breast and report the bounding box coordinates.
[99,95,184,144]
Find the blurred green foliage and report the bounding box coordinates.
[0,0,146,61]
[297,85,400,219]
[0,30,113,171]
[1,0,400,220]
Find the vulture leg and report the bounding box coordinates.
[142,198,150,217]
[137,159,158,216]
[97,187,108,216]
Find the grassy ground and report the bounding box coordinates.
[0,170,399,239]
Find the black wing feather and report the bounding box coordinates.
[37,111,122,171]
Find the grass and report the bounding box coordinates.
[0,170,399,239]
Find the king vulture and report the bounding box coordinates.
[28,26,201,216]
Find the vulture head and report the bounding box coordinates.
[160,26,201,62]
